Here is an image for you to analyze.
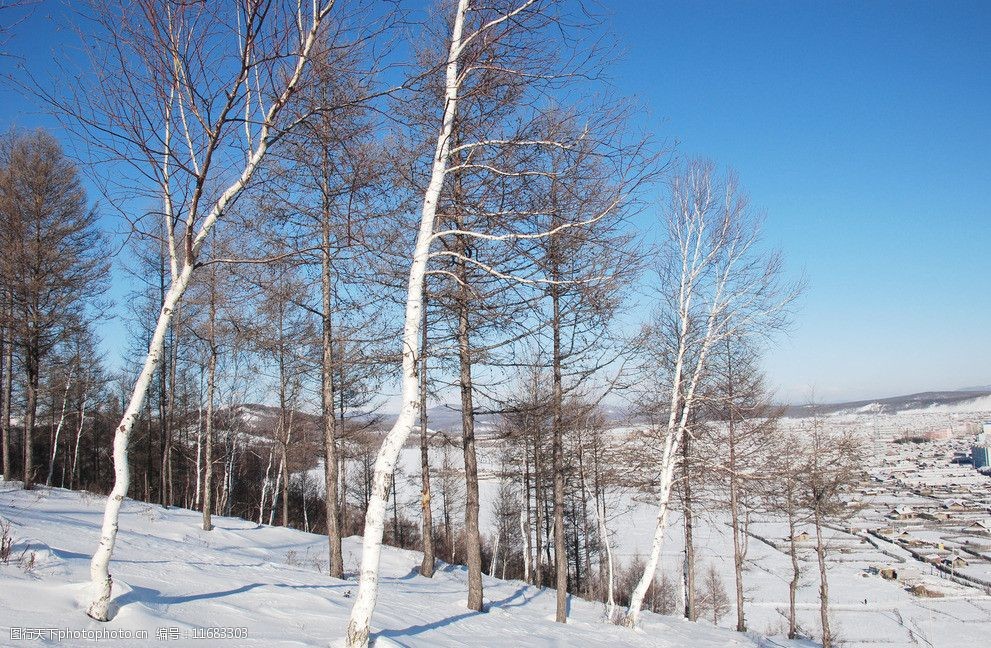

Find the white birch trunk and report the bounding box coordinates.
[343,2,467,644]
[625,201,733,626]
[259,444,275,525]
[45,366,75,487]
[70,397,87,490]
[87,263,194,621]
[489,532,500,577]
[269,452,285,527]
[85,3,330,621]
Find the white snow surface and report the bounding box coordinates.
[0,484,761,648]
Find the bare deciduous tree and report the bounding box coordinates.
[625,160,798,627]
[46,0,340,622]
[0,129,110,490]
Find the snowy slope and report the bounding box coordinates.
[0,485,760,648]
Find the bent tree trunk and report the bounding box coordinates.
[85,0,330,621]
[87,263,194,620]
[343,2,467,645]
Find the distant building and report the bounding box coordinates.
[972,426,990,469]
[887,506,916,520]
[925,428,952,441]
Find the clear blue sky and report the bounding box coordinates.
[1,1,988,404]
[606,0,991,402]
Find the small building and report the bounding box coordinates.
[965,519,991,535]
[888,506,916,520]
[867,566,899,580]
[909,584,944,598]
[944,555,968,569]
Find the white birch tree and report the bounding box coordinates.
[344,1,471,643]
[624,160,797,626]
[48,0,340,622]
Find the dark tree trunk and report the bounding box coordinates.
[1,309,9,480]
[22,343,39,489]
[419,281,435,577]
[457,258,483,611]
[321,195,344,577]
[814,507,831,648]
[551,279,567,622]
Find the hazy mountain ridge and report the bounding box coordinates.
[784,389,991,418]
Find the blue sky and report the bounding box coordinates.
[1,1,988,404]
[605,0,991,402]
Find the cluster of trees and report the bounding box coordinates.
[0,2,864,648]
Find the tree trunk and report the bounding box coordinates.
[259,443,275,525]
[550,279,567,622]
[521,435,532,584]
[787,500,799,639]
[682,431,696,621]
[729,459,745,631]
[202,343,216,531]
[322,203,344,577]
[22,343,39,489]
[456,252,484,611]
[595,480,615,622]
[87,261,196,621]
[194,373,203,509]
[0,310,8,481]
[418,281,435,577]
[46,364,75,486]
[490,531,500,576]
[726,342,746,632]
[343,3,467,644]
[624,425,680,626]
[534,425,544,587]
[165,302,180,507]
[70,396,87,490]
[814,507,831,648]
[281,430,290,527]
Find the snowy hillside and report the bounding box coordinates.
[0,485,760,648]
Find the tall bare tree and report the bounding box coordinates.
[0,129,110,490]
[344,0,610,642]
[43,0,340,621]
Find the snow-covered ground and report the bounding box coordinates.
[0,484,762,648]
[380,407,991,648]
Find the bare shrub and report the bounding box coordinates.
[0,519,12,564]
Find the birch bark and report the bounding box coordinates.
[343,2,468,644]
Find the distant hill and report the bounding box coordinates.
[957,384,991,392]
[784,389,991,418]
